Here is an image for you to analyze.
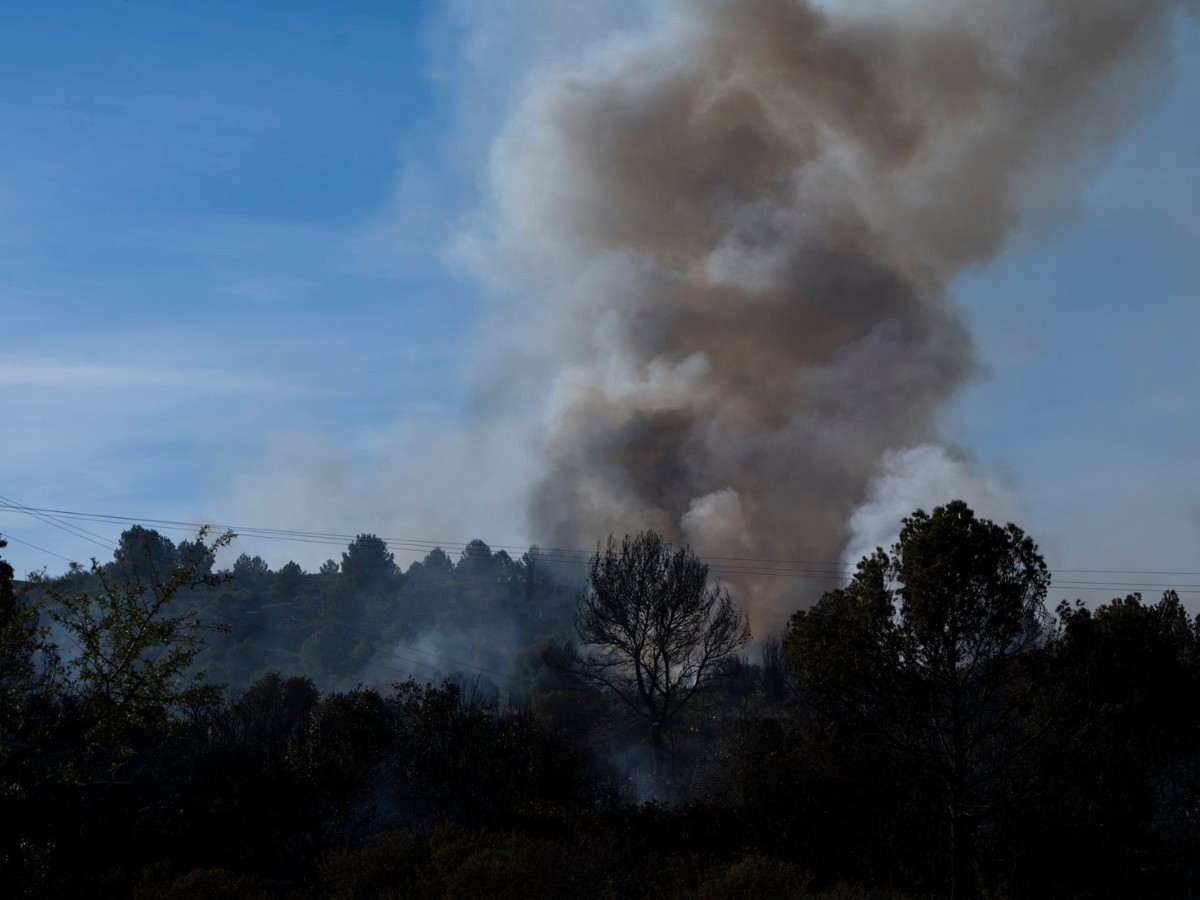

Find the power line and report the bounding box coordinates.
[8,509,1199,695]
[2,500,1198,592]
[1052,585,1200,596]
[0,503,866,580]
[0,532,75,564]
[0,493,117,554]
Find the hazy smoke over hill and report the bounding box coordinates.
[466,0,1187,629]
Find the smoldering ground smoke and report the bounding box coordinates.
[465,0,1190,630]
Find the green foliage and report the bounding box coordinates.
[111,526,180,586]
[275,560,305,602]
[312,830,426,900]
[131,863,271,900]
[232,553,271,580]
[421,831,619,900]
[0,540,60,779]
[288,687,394,845]
[199,671,319,756]
[340,534,397,588]
[1057,589,1198,736]
[8,505,1200,898]
[1015,589,1200,898]
[176,538,215,578]
[315,829,623,900]
[787,501,1052,897]
[388,678,584,827]
[695,855,811,899]
[312,827,937,900]
[408,546,453,580]
[45,528,235,774]
[457,539,496,578]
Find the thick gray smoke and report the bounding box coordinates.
[467,0,1189,629]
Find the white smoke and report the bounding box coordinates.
[843,443,1020,567]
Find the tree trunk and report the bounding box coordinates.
[949,788,973,899]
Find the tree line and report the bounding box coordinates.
[2,501,1199,898]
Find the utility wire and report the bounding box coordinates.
[0,532,75,564]
[8,513,1199,694]
[3,500,1198,593]
[0,494,118,554]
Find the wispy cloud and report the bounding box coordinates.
[0,356,280,394]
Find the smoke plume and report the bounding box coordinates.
[465,0,1189,629]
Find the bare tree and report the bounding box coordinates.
[564,531,751,773]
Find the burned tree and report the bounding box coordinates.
[564,531,750,773]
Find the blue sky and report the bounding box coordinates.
[1,0,483,570]
[946,15,1200,587]
[1,1,1197,604]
